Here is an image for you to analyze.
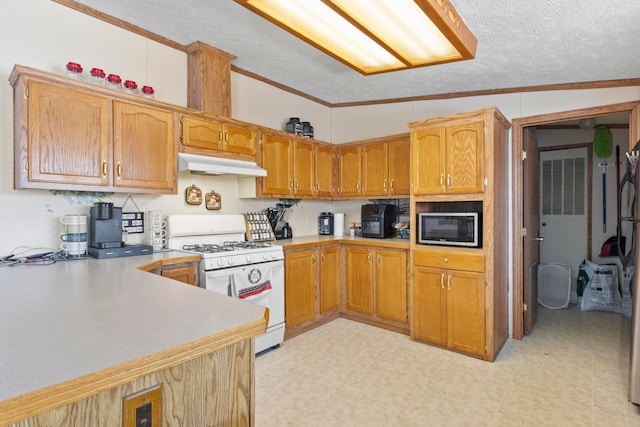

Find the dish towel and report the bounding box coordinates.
[231,264,273,301]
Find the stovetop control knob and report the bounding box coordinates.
[271,252,277,259]
[263,253,269,260]
[217,259,224,267]
[227,258,234,265]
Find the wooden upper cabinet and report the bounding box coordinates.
[261,133,293,195]
[362,142,388,196]
[337,135,409,198]
[411,120,484,195]
[338,146,361,197]
[26,80,110,186]
[181,116,223,151]
[293,139,315,196]
[446,121,484,194]
[315,145,334,197]
[112,101,176,191]
[224,123,256,155]
[181,116,255,156]
[388,139,410,195]
[412,127,447,194]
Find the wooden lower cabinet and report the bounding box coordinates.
[319,246,340,313]
[344,246,408,331]
[344,247,374,314]
[413,265,485,357]
[285,249,317,327]
[284,245,340,338]
[160,263,198,286]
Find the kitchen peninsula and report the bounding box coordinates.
[0,252,267,427]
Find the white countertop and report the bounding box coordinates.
[0,252,266,405]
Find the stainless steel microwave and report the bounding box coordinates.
[418,212,481,248]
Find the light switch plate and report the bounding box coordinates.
[122,384,163,427]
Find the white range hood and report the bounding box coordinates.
[178,153,267,177]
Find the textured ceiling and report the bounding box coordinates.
[74,0,640,105]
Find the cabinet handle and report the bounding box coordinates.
[218,130,223,144]
[447,274,451,291]
[102,160,107,177]
[390,179,394,190]
[116,163,122,179]
[312,254,316,265]
[289,178,293,189]
[376,254,380,266]
[447,174,451,187]
[443,257,448,263]
[225,131,229,142]
[367,252,371,264]
[316,181,320,190]
[440,273,445,289]
[357,181,360,191]
[440,174,444,186]
[383,180,387,190]
[295,180,299,189]
[321,253,325,264]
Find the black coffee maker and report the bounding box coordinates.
[89,202,123,249]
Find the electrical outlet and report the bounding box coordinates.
[122,384,162,427]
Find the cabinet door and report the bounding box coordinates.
[445,121,484,194]
[261,134,293,195]
[27,80,110,186]
[337,146,361,197]
[181,116,223,150]
[388,139,410,196]
[345,247,373,314]
[411,127,446,194]
[447,270,485,356]
[412,266,447,346]
[362,143,388,196]
[113,101,176,190]
[161,265,197,286]
[293,139,315,196]
[375,249,407,323]
[285,249,317,327]
[319,246,340,314]
[224,124,256,155]
[315,145,334,197]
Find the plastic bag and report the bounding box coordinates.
[578,262,621,313]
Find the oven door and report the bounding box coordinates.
[202,260,284,328]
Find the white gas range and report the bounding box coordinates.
[166,215,284,354]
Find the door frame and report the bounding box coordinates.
[511,101,640,339]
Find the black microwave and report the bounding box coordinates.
[418,212,481,248]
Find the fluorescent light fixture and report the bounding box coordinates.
[235,0,477,74]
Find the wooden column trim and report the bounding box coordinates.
[186,41,236,117]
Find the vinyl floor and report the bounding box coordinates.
[255,306,640,426]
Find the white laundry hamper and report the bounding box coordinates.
[537,263,572,309]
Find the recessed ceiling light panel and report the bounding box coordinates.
[235,0,477,75]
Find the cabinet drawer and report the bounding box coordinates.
[414,249,484,272]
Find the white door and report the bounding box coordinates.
[539,147,589,300]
